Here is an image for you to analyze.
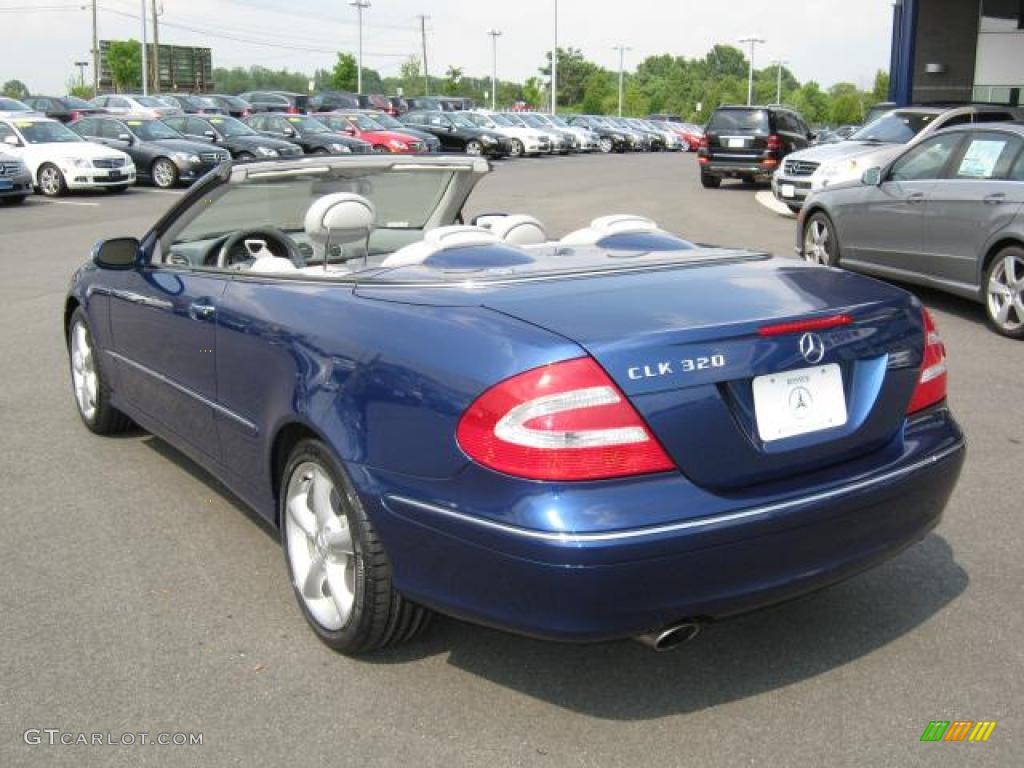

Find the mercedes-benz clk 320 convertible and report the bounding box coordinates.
[65,156,965,654]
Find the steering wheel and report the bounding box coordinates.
[215,227,304,269]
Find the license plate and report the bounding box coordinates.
[752,364,847,442]
[0,179,11,191]
[107,172,124,180]
[726,138,746,148]
[781,183,796,198]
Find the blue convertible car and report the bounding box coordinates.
[65,155,965,653]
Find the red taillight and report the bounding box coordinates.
[766,134,783,153]
[907,309,947,414]
[758,314,853,337]
[698,135,709,150]
[287,105,300,114]
[456,358,675,481]
[242,109,251,117]
[70,110,81,122]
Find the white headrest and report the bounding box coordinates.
[304,193,376,244]
[488,215,548,245]
[380,226,500,268]
[250,256,298,274]
[560,214,660,246]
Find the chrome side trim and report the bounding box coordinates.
[385,441,964,544]
[107,350,259,434]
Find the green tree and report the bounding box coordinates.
[789,81,831,124]
[871,70,890,103]
[331,52,357,91]
[65,75,92,100]
[831,92,864,124]
[582,71,611,114]
[702,45,749,80]
[107,40,142,92]
[522,76,544,108]
[399,56,422,95]
[539,47,601,107]
[2,79,29,99]
[443,65,463,96]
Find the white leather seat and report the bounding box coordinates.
[560,214,660,246]
[488,215,548,246]
[250,255,298,273]
[381,225,500,268]
[304,192,376,262]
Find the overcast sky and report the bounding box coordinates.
[5,0,896,95]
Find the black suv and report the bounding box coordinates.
[697,105,812,188]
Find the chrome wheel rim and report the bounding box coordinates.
[465,141,482,156]
[70,321,98,422]
[803,218,832,265]
[40,167,60,196]
[509,140,523,157]
[153,161,175,188]
[600,138,613,153]
[987,253,1024,332]
[285,462,355,631]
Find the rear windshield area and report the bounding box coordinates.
[708,108,770,134]
[850,112,935,144]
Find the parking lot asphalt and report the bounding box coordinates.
[1,154,1020,768]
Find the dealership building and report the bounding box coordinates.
[891,0,1024,105]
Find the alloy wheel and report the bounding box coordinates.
[987,253,1024,334]
[39,166,62,196]
[285,462,356,631]
[599,137,613,153]
[70,321,98,422]
[465,140,483,156]
[152,159,176,189]
[803,217,834,266]
[509,140,524,157]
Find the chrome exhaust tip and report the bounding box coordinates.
[634,622,701,652]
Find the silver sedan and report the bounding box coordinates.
[798,122,1024,338]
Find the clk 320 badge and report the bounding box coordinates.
[627,355,726,380]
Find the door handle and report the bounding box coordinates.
[188,300,216,321]
[984,193,1006,205]
[906,192,926,204]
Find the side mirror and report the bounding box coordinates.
[284,127,296,137]
[861,167,883,186]
[343,125,356,135]
[92,237,140,269]
[3,135,20,147]
[204,130,217,139]
[447,124,456,133]
[117,133,133,143]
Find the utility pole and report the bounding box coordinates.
[551,0,558,114]
[74,61,89,90]
[612,44,631,116]
[417,14,430,95]
[350,0,371,93]
[487,29,502,111]
[140,0,148,95]
[151,0,161,93]
[738,35,765,105]
[771,59,788,103]
[91,0,99,96]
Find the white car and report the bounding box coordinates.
[0,97,39,118]
[89,94,182,119]
[465,112,551,157]
[546,113,601,152]
[0,117,135,196]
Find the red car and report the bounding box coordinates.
[312,112,427,154]
[654,120,704,152]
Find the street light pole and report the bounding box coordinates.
[738,35,765,105]
[487,29,502,111]
[417,14,430,96]
[91,0,99,96]
[612,44,631,116]
[771,59,788,103]
[551,0,557,114]
[350,0,371,94]
[140,0,148,95]
[74,61,89,89]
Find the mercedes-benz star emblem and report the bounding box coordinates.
[789,386,813,418]
[799,332,826,364]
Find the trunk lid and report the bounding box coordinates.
[478,258,925,490]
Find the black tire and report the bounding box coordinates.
[280,438,431,654]
[67,307,133,435]
[37,163,67,197]
[236,151,255,162]
[0,195,27,205]
[700,172,721,189]
[983,246,1024,339]
[151,157,179,189]
[801,211,840,266]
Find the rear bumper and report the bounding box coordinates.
[359,408,965,642]
[700,157,776,178]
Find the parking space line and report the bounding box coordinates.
[755,191,795,218]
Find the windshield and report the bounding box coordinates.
[520,114,546,128]
[347,114,381,131]
[548,115,569,128]
[464,113,493,128]
[127,119,181,140]
[370,113,401,129]
[16,120,81,143]
[219,95,249,109]
[208,116,255,137]
[64,96,93,109]
[708,108,770,134]
[0,98,31,111]
[501,113,527,127]
[849,112,936,143]
[490,114,513,127]
[171,167,460,253]
[136,96,169,108]
[450,114,478,129]
[285,116,330,133]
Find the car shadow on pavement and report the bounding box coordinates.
[369,534,966,720]
[896,284,988,330]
